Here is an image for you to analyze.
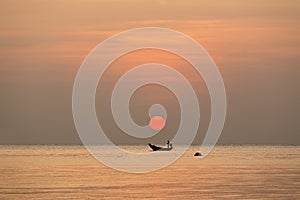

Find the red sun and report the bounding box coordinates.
[149,116,166,131]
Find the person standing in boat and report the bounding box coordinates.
[167,140,170,148]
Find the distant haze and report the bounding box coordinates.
[0,0,299,145]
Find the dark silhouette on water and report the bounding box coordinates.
[148,143,162,151]
[194,152,202,156]
[148,141,173,151]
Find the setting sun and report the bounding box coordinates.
[149,116,166,130]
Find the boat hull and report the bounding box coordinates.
[148,143,172,151]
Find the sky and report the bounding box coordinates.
[0,0,299,144]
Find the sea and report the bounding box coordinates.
[0,145,299,199]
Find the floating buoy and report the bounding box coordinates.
[194,152,202,156]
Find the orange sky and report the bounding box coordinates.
[0,0,299,144]
[0,0,299,68]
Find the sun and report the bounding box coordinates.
[149,116,166,131]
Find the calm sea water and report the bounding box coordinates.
[0,145,299,199]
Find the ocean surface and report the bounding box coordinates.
[0,145,299,199]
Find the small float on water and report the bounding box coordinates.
[194,152,202,156]
[148,140,173,151]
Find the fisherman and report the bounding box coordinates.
[167,140,170,148]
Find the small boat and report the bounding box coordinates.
[148,143,173,151]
